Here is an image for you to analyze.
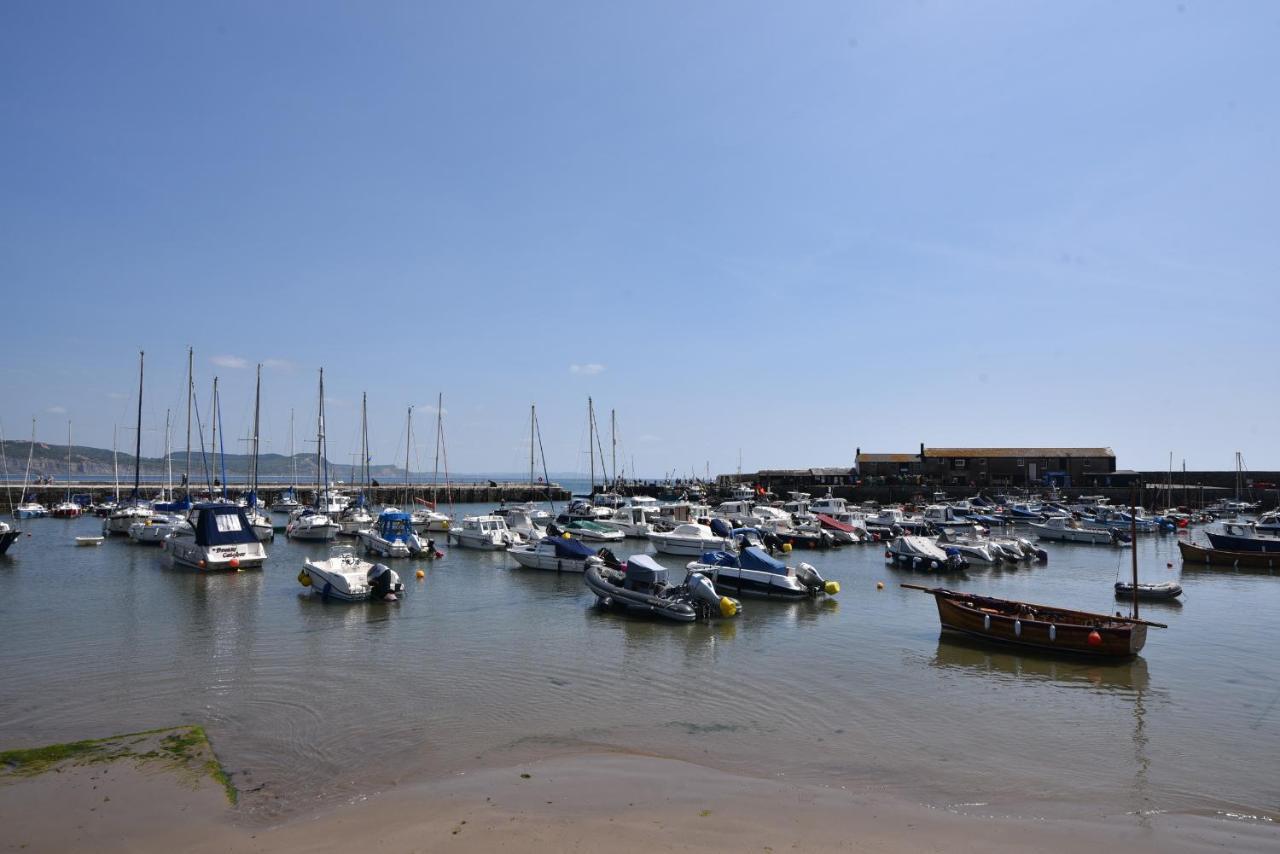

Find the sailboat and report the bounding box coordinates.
[336,393,374,536]
[411,394,452,533]
[0,422,22,553]
[155,349,195,515]
[128,411,191,544]
[494,404,553,539]
[271,409,303,515]
[50,421,82,518]
[105,353,154,534]
[243,365,274,542]
[13,418,47,519]
[286,369,341,542]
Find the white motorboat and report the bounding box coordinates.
[885,535,968,572]
[553,517,625,543]
[1030,515,1123,545]
[245,508,275,542]
[14,501,49,520]
[647,522,733,557]
[337,504,374,536]
[358,510,434,558]
[934,529,999,564]
[594,504,656,538]
[492,506,546,542]
[74,535,104,547]
[287,509,341,541]
[508,535,603,573]
[712,500,757,527]
[922,504,985,533]
[270,492,302,514]
[104,503,153,536]
[128,512,189,545]
[687,546,839,600]
[164,503,268,571]
[450,515,520,550]
[411,504,453,533]
[300,545,403,601]
[866,507,927,533]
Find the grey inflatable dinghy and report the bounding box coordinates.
[584,554,740,622]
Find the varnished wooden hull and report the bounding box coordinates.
[1178,539,1280,569]
[932,593,1146,658]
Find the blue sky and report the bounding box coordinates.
[2,1,1276,475]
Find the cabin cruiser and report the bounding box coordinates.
[244,507,275,542]
[922,504,986,534]
[865,507,929,534]
[358,510,433,558]
[815,512,870,543]
[809,495,849,517]
[584,554,740,622]
[560,498,612,522]
[1080,507,1161,534]
[647,521,734,557]
[780,497,815,522]
[592,491,626,509]
[1205,521,1280,553]
[507,535,603,572]
[14,500,48,520]
[103,502,153,535]
[164,503,268,571]
[1256,511,1280,535]
[449,515,520,550]
[551,517,625,543]
[128,512,190,545]
[1030,515,1125,545]
[411,503,453,533]
[712,500,756,527]
[286,508,341,541]
[50,499,82,519]
[492,506,547,542]
[336,501,374,536]
[652,502,713,528]
[687,547,839,600]
[748,505,792,527]
[270,490,302,513]
[754,518,837,550]
[886,535,968,572]
[299,545,402,601]
[1004,502,1046,521]
[934,529,1000,564]
[594,504,657,538]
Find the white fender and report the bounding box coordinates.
[1049,625,1056,641]
[983,614,991,631]
[1014,620,1022,638]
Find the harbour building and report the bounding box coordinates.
[855,446,1116,488]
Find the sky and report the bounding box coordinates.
[1,1,1276,476]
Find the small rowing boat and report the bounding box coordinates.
[901,584,1165,658]
[75,536,105,547]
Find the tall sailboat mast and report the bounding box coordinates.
[213,376,227,500]
[163,410,172,500]
[132,351,144,503]
[21,418,36,506]
[404,405,413,507]
[530,404,536,496]
[112,424,119,503]
[588,397,595,495]
[289,409,297,493]
[315,369,327,509]
[432,393,442,507]
[65,420,73,503]
[251,364,262,505]
[185,347,193,496]
[610,409,617,488]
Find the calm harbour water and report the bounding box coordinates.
[1,504,1277,829]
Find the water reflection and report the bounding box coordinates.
[930,636,1151,693]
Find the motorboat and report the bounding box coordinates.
[0,520,20,554]
[1031,515,1126,545]
[1080,507,1159,534]
[1005,502,1046,521]
[270,490,302,513]
[594,504,656,538]
[450,515,520,550]
[244,507,275,542]
[336,503,374,537]
[809,495,850,517]
[865,507,928,534]
[299,545,402,601]
[756,519,837,550]
[748,505,792,527]
[886,535,969,572]
[712,500,757,527]
[128,512,189,545]
[51,500,82,519]
[647,521,734,557]
[584,555,740,622]
[74,535,104,547]
[560,498,611,522]
[922,504,985,533]
[358,511,434,558]
[687,547,839,600]
[815,513,868,544]
[553,518,625,543]
[1205,521,1280,553]
[988,534,1049,563]
[14,501,48,520]
[1256,511,1280,535]
[287,508,341,541]
[411,502,453,533]
[934,530,1000,564]
[492,506,547,542]
[164,503,268,571]
[103,502,153,536]
[508,535,604,573]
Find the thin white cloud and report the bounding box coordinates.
[211,355,249,369]
[47,405,67,414]
[262,358,294,371]
[570,363,606,376]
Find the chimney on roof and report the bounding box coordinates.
[919,442,925,462]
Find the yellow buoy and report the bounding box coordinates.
[297,569,312,587]
[781,543,792,553]
[415,569,425,580]
[824,581,841,595]
[719,596,739,618]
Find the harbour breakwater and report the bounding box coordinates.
[4,481,572,507]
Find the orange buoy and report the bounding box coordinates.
[229,558,240,569]
[1087,630,1102,647]
[415,569,425,579]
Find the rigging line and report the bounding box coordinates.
[534,408,555,514]
[192,388,213,493]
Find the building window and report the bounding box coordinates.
[1017,459,1025,466]
[978,458,987,467]
[954,459,966,469]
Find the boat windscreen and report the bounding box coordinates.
[193,505,258,546]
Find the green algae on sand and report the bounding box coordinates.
[0,725,237,804]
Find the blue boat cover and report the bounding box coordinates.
[625,553,668,584]
[739,546,787,575]
[730,527,762,538]
[553,537,597,559]
[378,512,413,540]
[710,518,732,537]
[192,503,258,546]
[154,496,192,513]
[697,550,740,568]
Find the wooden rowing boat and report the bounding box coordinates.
[1178,539,1280,570]
[901,585,1165,658]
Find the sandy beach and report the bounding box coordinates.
[3,750,1275,853]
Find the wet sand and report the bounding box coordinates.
[3,752,1274,853]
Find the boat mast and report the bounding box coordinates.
[432,393,442,506]
[65,420,73,503]
[132,351,144,503]
[316,369,327,510]
[289,409,297,493]
[0,421,12,516]
[185,347,193,497]
[112,424,119,503]
[361,393,370,498]
[404,405,413,507]
[1130,490,1139,621]
[251,364,262,506]
[213,376,227,500]
[611,409,617,490]
[163,410,172,501]
[587,397,595,496]
[21,418,35,507]
[530,404,536,498]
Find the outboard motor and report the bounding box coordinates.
[794,562,840,596]
[368,564,400,601]
[597,547,621,570]
[710,517,732,538]
[762,531,783,553]
[686,572,738,619]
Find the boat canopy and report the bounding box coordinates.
[154,496,193,513]
[697,550,740,568]
[739,547,787,575]
[191,503,258,546]
[625,554,668,585]
[378,512,414,539]
[553,537,596,559]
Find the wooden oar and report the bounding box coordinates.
[898,583,1168,629]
